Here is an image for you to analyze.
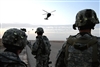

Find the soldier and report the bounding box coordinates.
[55,9,100,67]
[31,27,51,67]
[0,28,28,67]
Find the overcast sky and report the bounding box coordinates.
[0,0,100,25]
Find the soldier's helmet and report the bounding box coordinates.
[2,28,27,49]
[35,27,44,33]
[73,9,99,30]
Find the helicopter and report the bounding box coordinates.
[42,10,56,20]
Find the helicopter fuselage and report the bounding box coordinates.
[43,10,56,20]
[47,13,51,18]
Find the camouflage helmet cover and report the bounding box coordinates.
[2,28,27,49]
[74,9,99,27]
[35,27,44,33]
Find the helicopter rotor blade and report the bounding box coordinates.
[43,10,48,13]
[42,13,47,15]
[51,10,56,13]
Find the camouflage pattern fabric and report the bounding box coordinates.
[0,51,27,67]
[2,28,27,49]
[36,55,49,67]
[55,33,100,67]
[32,35,51,67]
[98,37,100,67]
[67,46,97,67]
[55,42,66,67]
[35,27,44,33]
[75,9,99,27]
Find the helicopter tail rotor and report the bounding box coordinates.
[44,17,48,20]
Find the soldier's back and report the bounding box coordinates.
[65,33,100,67]
[0,51,27,67]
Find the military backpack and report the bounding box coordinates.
[64,34,99,67]
[32,36,51,55]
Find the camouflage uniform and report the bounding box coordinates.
[32,27,51,67]
[0,28,28,67]
[0,52,27,67]
[55,9,100,67]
